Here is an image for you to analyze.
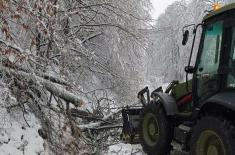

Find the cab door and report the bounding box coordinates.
[195,21,223,102]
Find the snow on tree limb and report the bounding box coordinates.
[0,66,84,107]
[0,38,70,86]
[37,72,70,86]
[0,38,23,53]
[0,0,153,153]
[42,80,84,107]
[79,109,122,131]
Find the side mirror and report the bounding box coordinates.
[185,66,195,74]
[182,30,189,46]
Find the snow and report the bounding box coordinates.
[0,112,47,155]
[151,0,177,19]
[0,0,221,154]
[0,87,47,155]
[106,143,145,155]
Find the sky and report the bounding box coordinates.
[151,0,177,19]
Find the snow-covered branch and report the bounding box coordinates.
[79,109,122,131]
[0,66,84,107]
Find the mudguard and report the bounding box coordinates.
[203,91,235,111]
[152,92,178,116]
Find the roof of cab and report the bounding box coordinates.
[203,3,235,21]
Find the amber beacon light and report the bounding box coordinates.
[212,3,222,11]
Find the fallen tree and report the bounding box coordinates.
[0,66,84,107]
[79,109,122,131]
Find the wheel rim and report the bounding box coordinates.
[196,130,226,155]
[142,112,159,146]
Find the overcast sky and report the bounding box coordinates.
[151,0,177,19]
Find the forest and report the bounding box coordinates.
[0,0,234,155]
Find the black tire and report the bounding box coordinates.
[190,116,235,155]
[139,101,173,155]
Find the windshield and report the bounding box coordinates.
[198,21,223,74]
[196,21,223,101]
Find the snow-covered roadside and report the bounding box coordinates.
[0,86,48,155]
[106,143,145,155]
[106,142,186,155]
[0,109,47,155]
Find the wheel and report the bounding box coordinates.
[190,116,235,155]
[139,101,173,155]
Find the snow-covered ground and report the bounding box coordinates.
[0,110,47,155]
[107,143,187,155]
[107,143,145,155]
[0,86,47,155]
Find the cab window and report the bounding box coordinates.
[196,21,223,100]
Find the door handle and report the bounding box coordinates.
[201,74,211,82]
[202,74,210,80]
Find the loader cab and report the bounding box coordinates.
[190,4,235,107]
